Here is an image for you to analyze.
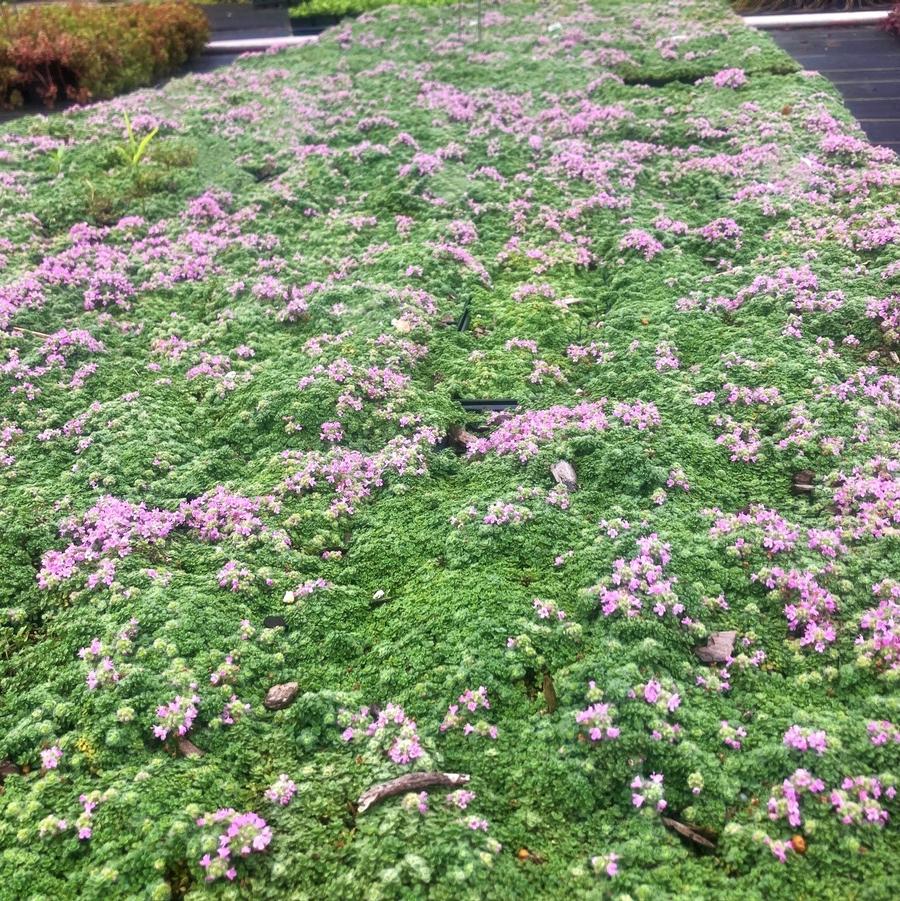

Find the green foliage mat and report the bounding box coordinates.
[0,1,898,898]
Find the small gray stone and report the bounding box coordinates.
[264,681,299,710]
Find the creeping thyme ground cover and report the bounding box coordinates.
[0,1,898,897]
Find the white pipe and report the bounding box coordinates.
[206,35,319,54]
[743,10,889,28]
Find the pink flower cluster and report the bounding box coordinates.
[264,774,297,806]
[619,228,663,261]
[76,794,100,841]
[281,427,438,518]
[440,687,498,739]
[707,505,799,557]
[482,501,534,527]
[710,68,748,89]
[217,560,253,592]
[713,415,761,463]
[697,217,742,242]
[856,581,900,672]
[763,836,793,864]
[40,488,288,590]
[767,769,826,827]
[78,618,138,690]
[654,341,680,371]
[41,746,62,770]
[402,791,429,815]
[466,400,659,462]
[196,809,272,882]
[719,720,747,751]
[320,420,344,443]
[631,773,666,812]
[576,698,620,742]
[633,678,682,742]
[209,655,239,687]
[590,852,619,878]
[831,458,900,540]
[638,678,681,712]
[153,694,200,741]
[38,814,69,838]
[179,486,280,543]
[783,725,828,756]
[446,789,476,810]
[865,293,900,344]
[758,567,839,652]
[867,720,900,745]
[39,496,182,589]
[220,696,250,726]
[830,776,895,826]
[533,597,566,620]
[338,703,424,765]
[593,534,683,620]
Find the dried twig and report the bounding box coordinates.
[661,816,716,849]
[357,772,470,814]
[10,326,52,339]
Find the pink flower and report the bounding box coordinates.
[710,68,747,89]
[41,746,62,770]
[320,421,344,443]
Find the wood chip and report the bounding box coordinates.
[542,672,558,714]
[264,681,299,710]
[661,816,716,849]
[0,759,21,780]
[357,771,470,814]
[448,424,477,454]
[791,470,815,496]
[550,460,577,491]
[176,736,203,758]
[694,631,736,664]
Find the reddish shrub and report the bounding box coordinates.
[0,1,209,109]
[885,2,900,39]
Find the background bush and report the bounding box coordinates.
[0,1,208,109]
[885,1,900,37]
[289,0,455,21]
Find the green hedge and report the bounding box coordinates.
[289,0,455,20]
